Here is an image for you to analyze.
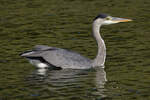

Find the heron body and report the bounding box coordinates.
[20,14,132,69]
[22,45,92,69]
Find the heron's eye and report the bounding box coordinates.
[105,17,111,20]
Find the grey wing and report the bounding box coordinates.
[21,45,92,69]
[43,49,92,69]
[21,45,58,57]
[33,45,57,51]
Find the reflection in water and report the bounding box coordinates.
[26,68,107,99]
[95,67,107,98]
[36,68,48,75]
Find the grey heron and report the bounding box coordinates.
[20,14,132,69]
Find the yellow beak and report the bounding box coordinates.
[112,17,132,23]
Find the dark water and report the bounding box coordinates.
[0,0,150,100]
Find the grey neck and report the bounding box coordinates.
[92,20,106,67]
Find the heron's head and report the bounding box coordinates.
[93,14,132,25]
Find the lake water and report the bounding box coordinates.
[0,0,150,100]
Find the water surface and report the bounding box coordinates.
[0,0,150,100]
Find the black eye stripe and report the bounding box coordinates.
[94,14,108,20]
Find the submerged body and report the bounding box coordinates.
[20,14,132,69]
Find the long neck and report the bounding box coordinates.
[92,20,106,67]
